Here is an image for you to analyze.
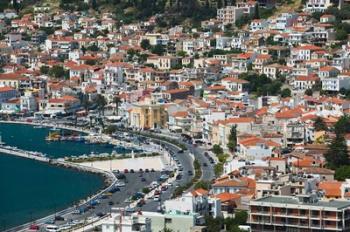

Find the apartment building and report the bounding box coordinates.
[322,75,350,92]
[249,194,350,232]
[217,6,244,25]
[304,0,332,12]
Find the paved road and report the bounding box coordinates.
[147,130,216,182]
[187,144,216,182]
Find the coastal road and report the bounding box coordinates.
[135,130,215,183]
[187,144,216,182]
[140,129,216,183]
[30,172,162,232]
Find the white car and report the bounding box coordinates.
[154,196,160,202]
[115,182,125,187]
[150,181,159,188]
[46,225,58,232]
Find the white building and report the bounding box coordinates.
[322,75,350,92]
[139,211,203,232]
[164,192,221,218]
[270,13,297,31]
[217,6,244,25]
[304,0,332,12]
[102,212,151,232]
[20,91,37,112]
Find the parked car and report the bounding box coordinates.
[29,224,39,231]
[54,215,64,221]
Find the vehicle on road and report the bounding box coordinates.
[29,224,39,231]
[109,187,120,193]
[137,199,145,207]
[116,173,126,179]
[154,196,160,201]
[54,215,64,221]
[125,207,135,213]
[188,170,193,175]
[45,224,58,232]
[96,212,106,217]
[115,182,126,187]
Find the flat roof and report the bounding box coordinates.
[253,196,350,209]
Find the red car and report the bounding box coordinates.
[29,224,39,231]
[124,169,129,173]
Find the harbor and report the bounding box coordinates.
[0,121,177,231]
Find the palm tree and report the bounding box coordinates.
[82,94,91,113]
[96,94,107,116]
[113,96,121,116]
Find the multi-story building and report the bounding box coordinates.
[217,6,244,25]
[322,75,350,92]
[304,0,332,12]
[129,100,167,129]
[249,194,350,232]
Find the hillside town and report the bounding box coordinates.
[3,0,350,231]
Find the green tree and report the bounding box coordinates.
[13,0,20,13]
[141,39,151,50]
[82,94,91,112]
[194,180,211,190]
[305,88,313,96]
[95,94,107,116]
[104,125,117,134]
[40,65,49,75]
[314,117,327,131]
[334,115,350,135]
[336,28,348,40]
[280,88,291,98]
[177,50,187,57]
[113,96,121,116]
[227,125,237,153]
[205,216,224,232]
[87,44,99,51]
[335,166,350,181]
[151,44,165,56]
[48,65,66,79]
[212,144,223,155]
[325,134,349,169]
[91,0,97,9]
[253,4,260,19]
[214,163,224,176]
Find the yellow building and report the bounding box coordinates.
[129,102,167,129]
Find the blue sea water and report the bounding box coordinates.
[0,123,123,230]
[0,154,104,230]
[0,123,127,158]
